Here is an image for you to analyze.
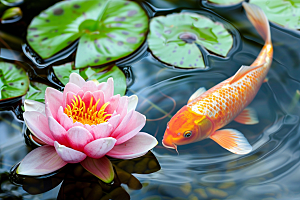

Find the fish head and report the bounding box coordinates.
[162,106,214,149]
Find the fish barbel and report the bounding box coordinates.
[162,2,273,154]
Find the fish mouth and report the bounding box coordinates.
[162,140,178,154]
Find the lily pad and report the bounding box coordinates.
[250,0,300,29]
[1,7,22,24]
[27,0,148,68]
[0,61,29,101]
[25,82,49,103]
[207,0,243,5]
[53,63,127,95]
[148,12,233,69]
[1,0,23,6]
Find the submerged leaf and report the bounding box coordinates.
[250,0,300,30]
[148,12,233,69]
[0,61,29,100]
[207,0,243,5]
[27,0,148,68]
[53,63,126,95]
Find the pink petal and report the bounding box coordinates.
[127,95,138,112]
[24,100,45,115]
[23,111,54,146]
[67,126,94,151]
[45,102,53,118]
[98,78,114,102]
[17,145,67,176]
[107,132,158,159]
[57,106,73,131]
[107,114,121,130]
[92,122,113,139]
[84,124,93,132]
[116,96,128,121]
[54,141,86,163]
[83,137,116,159]
[63,83,81,107]
[45,87,63,121]
[111,111,146,144]
[48,116,69,146]
[66,92,77,107]
[105,94,120,115]
[92,90,105,107]
[82,81,98,93]
[82,91,94,107]
[73,121,84,127]
[80,156,114,183]
[69,73,85,88]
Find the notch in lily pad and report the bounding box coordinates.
[26,0,149,69]
[148,12,233,69]
[0,60,29,101]
[53,62,127,96]
[250,0,300,30]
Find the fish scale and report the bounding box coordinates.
[188,65,266,130]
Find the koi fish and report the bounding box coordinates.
[162,2,273,154]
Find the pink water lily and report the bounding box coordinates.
[18,73,157,183]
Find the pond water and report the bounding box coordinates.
[1,0,300,199]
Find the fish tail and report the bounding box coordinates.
[242,2,271,44]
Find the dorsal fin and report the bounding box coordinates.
[229,64,264,85]
[188,87,207,104]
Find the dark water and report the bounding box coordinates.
[1,0,300,199]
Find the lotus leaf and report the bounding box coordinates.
[207,0,243,5]
[0,61,29,100]
[25,82,49,103]
[148,12,233,69]
[27,0,148,68]
[250,0,300,29]
[53,63,126,95]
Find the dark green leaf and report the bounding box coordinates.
[1,7,22,22]
[148,13,233,69]
[250,0,300,29]
[53,63,126,95]
[27,0,148,68]
[0,61,29,100]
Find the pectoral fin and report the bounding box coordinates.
[210,129,252,154]
[234,107,259,125]
[188,87,207,104]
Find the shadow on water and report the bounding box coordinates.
[1,0,300,199]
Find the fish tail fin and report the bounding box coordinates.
[242,2,271,44]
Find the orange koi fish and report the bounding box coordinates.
[162,3,273,154]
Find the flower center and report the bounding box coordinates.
[64,95,111,125]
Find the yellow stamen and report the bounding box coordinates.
[64,95,111,125]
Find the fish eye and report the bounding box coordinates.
[184,131,192,138]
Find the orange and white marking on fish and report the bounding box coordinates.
[162,3,273,154]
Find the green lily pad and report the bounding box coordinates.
[1,0,23,6]
[27,0,148,68]
[207,0,243,5]
[148,12,233,69]
[250,0,300,29]
[25,82,49,103]
[53,63,127,95]
[0,61,29,101]
[1,7,22,23]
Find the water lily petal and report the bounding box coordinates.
[63,83,81,107]
[45,87,63,120]
[24,99,45,115]
[48,116,69,146]
[45,102,53,119]
[107,113,121,130]
[127,95,138,112]
[92,122,113,139]
[80,156,114,183]
[105,94,120,114]
[67,126,94,151]
[17,145,67,176]
[82,91,95,107]
[112,111,146,145]
[54,141,87,163]
[23,111,54,146]
[107,132,158,159]
[117,96,128,121]
[69,73,85,88]
[66,91,77,107]
[57,106,73,131]
[84,137,117,159]
[82,81,98,93]
[92,90,105,108]
[98,78,114,102]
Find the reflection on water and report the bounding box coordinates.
[1,0,300,199]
